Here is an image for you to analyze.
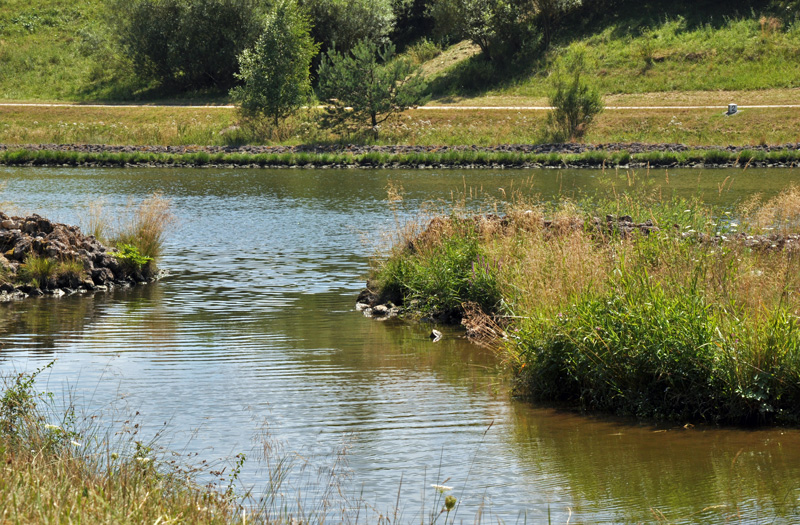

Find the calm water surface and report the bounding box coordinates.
[1,166,800,523]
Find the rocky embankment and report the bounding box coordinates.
[0,213,156,301]
[2,142,799,156]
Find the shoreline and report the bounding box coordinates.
[1,142,799,169]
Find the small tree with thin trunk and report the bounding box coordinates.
[317,39,429,137]
[230,0,319,137]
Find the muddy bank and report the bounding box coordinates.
[0,212,158,301]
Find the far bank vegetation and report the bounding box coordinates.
[4,0,800,144]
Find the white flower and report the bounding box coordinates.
[136,457,152,465]
[431,484,453,493]
[71,440,82,448]
[44,424,62,432]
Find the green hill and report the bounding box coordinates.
[2,0,800,103]
[0,0,122,101]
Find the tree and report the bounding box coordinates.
[300,0,396,53]
[317,40,429,136]
[545,48,603,142]
[230,0,320,134]
[109,0,264,90]
[532,0,581,48]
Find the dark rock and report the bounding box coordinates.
[91,267,115,285]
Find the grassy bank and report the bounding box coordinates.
[2,145,799,169]
[0,363,240,523]
[1,364,468,523]
[369,181,800,425]
[3,0,800,149]
[436,13,800,98]
[3,100,800,147]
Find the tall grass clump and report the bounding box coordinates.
[111,193,176,269]
[371,180,800,425]
[373,214,504,319]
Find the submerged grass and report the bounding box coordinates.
[371,180,800,425]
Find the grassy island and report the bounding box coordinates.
[369,182,800,425]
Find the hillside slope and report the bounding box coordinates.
[2,0,800,103]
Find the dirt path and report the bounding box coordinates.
[2,102,799,111]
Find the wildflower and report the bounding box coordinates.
[431,484,453,493]
[136,457,152,465]
[71,440,82,448]
[444,495,457,511]
[44,424,62,432]
[111,452,119,460]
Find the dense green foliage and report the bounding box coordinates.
[428,0,542,62]
[3,0,800,105]
[300,0,396,53]
[318,41,429,134]
[375,219,503,315]
[231,0,319,133]
[109,0,264,90]
[112,243,155,275]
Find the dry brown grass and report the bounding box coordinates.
[741,184,800,234]
[113,193,176,260]
[3,88,800,147]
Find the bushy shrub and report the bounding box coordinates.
[428,0,541,62]
[545,48,603,142]
[109,0,264,90]
[372,217,503,316]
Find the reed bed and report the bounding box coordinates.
[371,181,800,425]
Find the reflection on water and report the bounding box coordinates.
[0,166,799,522]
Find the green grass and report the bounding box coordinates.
[3,146,799,169]
[431,7,800,99]
[0,362,241,523]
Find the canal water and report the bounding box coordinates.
[1,166,799,523]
